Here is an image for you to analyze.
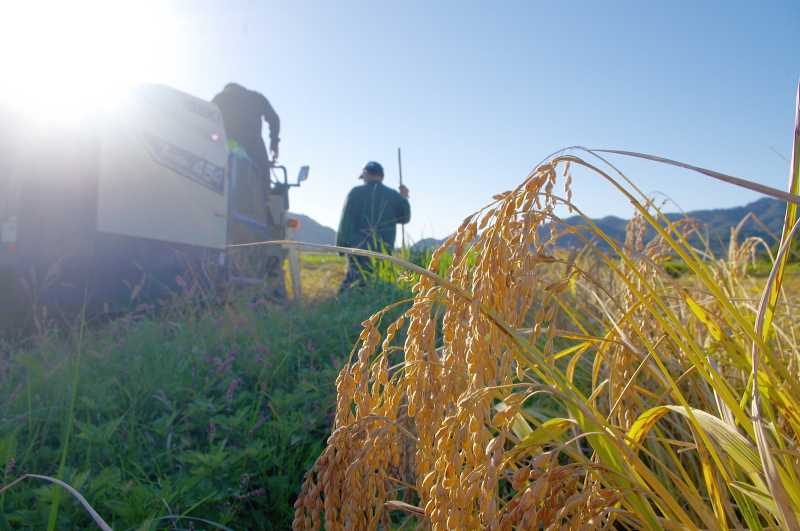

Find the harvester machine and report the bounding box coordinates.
[0,84,308,323]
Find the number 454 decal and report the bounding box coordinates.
[139,131,225,195]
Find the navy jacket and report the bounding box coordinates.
[212,85,279,173]
[336,181,411,251]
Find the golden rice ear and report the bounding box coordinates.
[294,86,800,531]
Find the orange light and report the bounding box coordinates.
[287,219,300,229]
[10,244,16,252]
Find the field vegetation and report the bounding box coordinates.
[293,101,800,530]
[0,253,420,530]
[2,94,800,531]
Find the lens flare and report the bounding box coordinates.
[0,0,180,122]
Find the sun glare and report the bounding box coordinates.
[0,0,179,122]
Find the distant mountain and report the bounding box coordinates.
[411,237,449,252]
[411,197,788,255]
[554,197,786,254]
[287,213,337,247]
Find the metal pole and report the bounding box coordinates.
[398,148,405,258]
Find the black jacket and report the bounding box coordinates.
[336,181,411,251]
[212,84,279,172]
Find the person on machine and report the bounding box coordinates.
[212,83,280,180]
[213,83,287,302]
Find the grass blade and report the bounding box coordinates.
[750,213,800,530]
[762,81,800,337]
[589,148,800,206]
[28,474,113,531]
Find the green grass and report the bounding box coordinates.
[0,255,418,530]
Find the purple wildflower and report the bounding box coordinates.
[8,382,24,406]
[235,487,266,500]
[250,416,266,435]
[226,379,240,403]
[255,345,274,358]
[208,418,216,444]
[245,298,266,310]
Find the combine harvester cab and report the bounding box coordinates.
[0,84,307,323]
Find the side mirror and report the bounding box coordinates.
[297,166,309,183]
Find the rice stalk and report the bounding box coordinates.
[291,84,800,531]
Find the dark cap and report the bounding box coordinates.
[359,161,384,178]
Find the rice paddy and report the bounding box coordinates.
[293,98,800,531]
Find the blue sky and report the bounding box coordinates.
[2,1,799,242]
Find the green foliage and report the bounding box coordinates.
[0,270,414,530]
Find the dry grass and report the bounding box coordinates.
[289,252,347,301]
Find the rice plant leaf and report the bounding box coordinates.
[566,343,592,384]
[762,80,800,336]
[589,149,800,207]
[493,401,533,440]
[667,407,761,474]
[683,296,726,342]
[730,481,780,518]
[626,406,671,450]
[512,418,575,452]
[730,488,766,531]
[750,167,800,531]
[752,420,799,529]
[682,295,747,376]
[625,405,772,530]
[697,430,729,530]
[568,408,672,531]
[751,197,800,531]
[629,405,765,478]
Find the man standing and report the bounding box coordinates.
[212,83,280,179]
[336,161,410,291]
